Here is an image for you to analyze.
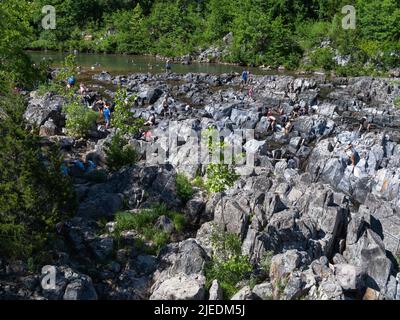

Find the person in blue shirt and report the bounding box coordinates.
[103,103,111,129]
[241,70,248,86]
[67,75,76,89]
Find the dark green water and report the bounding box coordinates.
[28,51,272,76]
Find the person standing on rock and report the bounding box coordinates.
[241,70,248,87]
[165,59,172,73]
[162,94,171,117]
[103,103,111,129]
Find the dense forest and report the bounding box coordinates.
[24,0,400,75]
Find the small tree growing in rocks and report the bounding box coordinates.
[203,127,239,194]
[112,87,144,135]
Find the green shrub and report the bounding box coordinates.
[203,128,239,194]
[169,211,186,233]
[64,100,98,138]
[37,82,64,96]
[113,203,186,253]
[394,97,400,108]
[176,173,195,202]
[113,87,144,135]
[192,175,205,189]
[55,54,77,83]
[104,133,139,171]
[205,229,253,299]
[260,251,274,276]
[205,163,239,193]
[0,92,76,260]
[308,47,335,71]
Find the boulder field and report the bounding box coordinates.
[2,71,400,300]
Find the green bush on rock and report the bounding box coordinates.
[104,133,139,172]
[64,100,98,138]
[205,229,253,299]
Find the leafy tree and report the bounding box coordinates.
[113,87,144,135]
[205,229,253,298]
[0,0,46,88]
[64,100,98,138]
[0,91,76,259]
[203,128,239,194]
[104,133,139,171]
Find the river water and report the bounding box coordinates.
[28,51,277,76]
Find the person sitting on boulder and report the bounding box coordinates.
[162,94,171,117]
[95,98,106,113]
[284,120,294,135]
[141,130,153,142]
[144,113,156,126]
[184,104,193,113]
[267,115,277,132]
[264,108,274,117]
[359,115,372,132]
[344,143,359,172]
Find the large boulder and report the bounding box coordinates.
[40,266,97,300]
[25,93,66,127]
[150,274,206,300]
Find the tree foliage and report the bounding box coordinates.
[113,87,144,135]
[0,92,76,259]
[22,0,400,72]
[104,133,139,171]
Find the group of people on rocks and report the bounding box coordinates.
[67,75,112,129]
[65,70,376,176]
[263,102,312,136]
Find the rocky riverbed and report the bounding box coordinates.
[1,71,400,300]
